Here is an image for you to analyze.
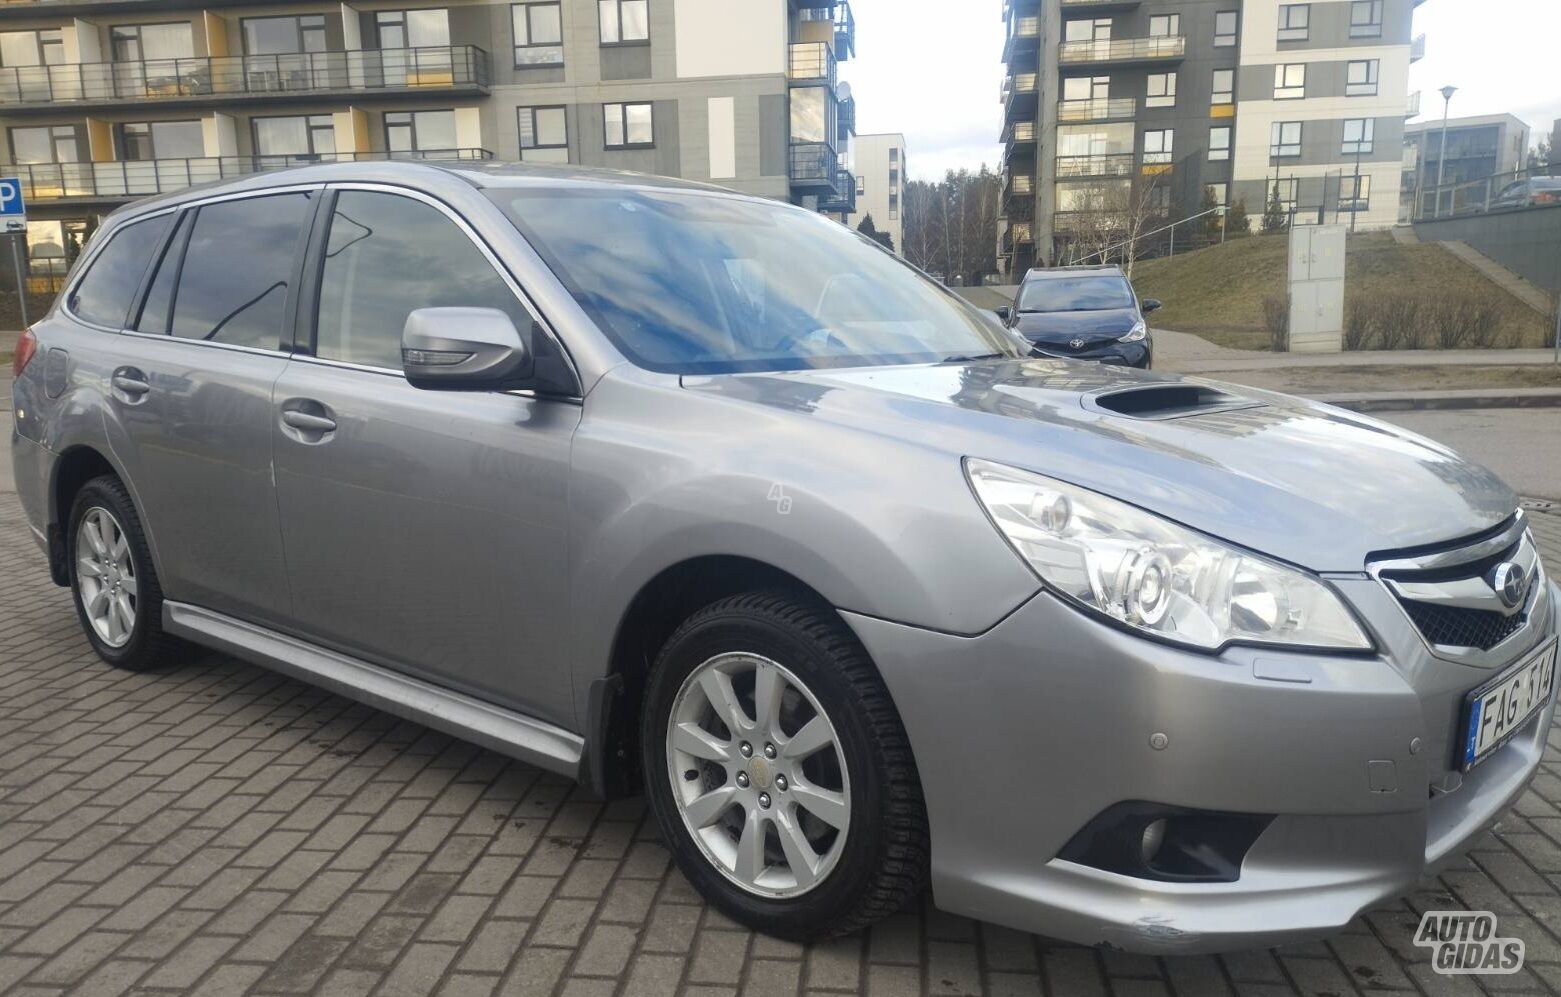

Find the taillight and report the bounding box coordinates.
[12,327,37,377]
[1535,192,1558,205]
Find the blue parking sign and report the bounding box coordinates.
[0,177,26,233]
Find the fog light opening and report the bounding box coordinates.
[1140,818,1167,865]
[1058,801,1275,884]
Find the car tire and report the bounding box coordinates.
[641,590,929,940]
[67,475,190,671]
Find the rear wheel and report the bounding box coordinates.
[67,476,188,671]
[641,591,928,940]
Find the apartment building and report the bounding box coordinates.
[1400,112,1531,220]
[1000,0,1424,274]
[0,0,859,289]
[844,131,905,253]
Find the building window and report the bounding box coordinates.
[1146,72,1176,108]
[385,109,458,155]
[109,23,194,62]
[9,124,79,164]
[241,15,327,55]
[1346,59,1379,96]
[889,193,899,220]
[599,0,648,44]
[1148,14,1180,37]
[1208,125,1231,162]
[1342,118,1374,155]
[1214,11,1237,47]
[0,28,65,67]
[1063,75,1110,102]
[118,120,203,161]
[889,147,899,163]
[253,114,336,158]
[1270,121,1302,158]
[1207,182,1228,206]
[376,9,451,49]
[1274,63,1306,100]
[1064,18,1111,43]
[1341,174,1370,211]
[1268,177,1298,214]
[518,105,568,162]
[1349,1,1383,37]
[1277,4,1309,41]
[603,101,653,147]
[856,176,864,195]
[1143,128,1173,164]
[512,2,563,66]
[1211,69,1234,105]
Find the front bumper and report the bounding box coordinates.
[843,578,1558,953]
[1030,339,1151,368]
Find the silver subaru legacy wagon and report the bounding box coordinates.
[10,162,1556,953]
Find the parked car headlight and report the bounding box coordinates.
[965,459,1372,652]
[1119,320,1147,343]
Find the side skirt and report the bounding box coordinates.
[163,601,585,778]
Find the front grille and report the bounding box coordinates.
[1399,600,1527,651]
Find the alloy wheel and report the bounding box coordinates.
[666,652,851,898]
[76,506,137,648]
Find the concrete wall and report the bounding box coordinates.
[1412,204,1561,300]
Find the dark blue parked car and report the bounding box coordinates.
[996,264,1159,369]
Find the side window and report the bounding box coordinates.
[135,210,193,334]
[67,214,173,329]
[170,192,312,348]
[313,191,530,370]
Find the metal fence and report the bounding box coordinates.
[1410,164,1561,221]
[0,46,489,106]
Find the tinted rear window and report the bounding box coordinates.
[67,214,173,329]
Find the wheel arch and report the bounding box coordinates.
[586,554,864,799]
[46,445,123,586]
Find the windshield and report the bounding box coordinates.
[488,187,1024,374]
[1017,275,1136,313]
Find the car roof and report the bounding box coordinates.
[1021,265,1126,282]
[103,159,754,225]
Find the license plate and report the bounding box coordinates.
[1461,639,1557,770]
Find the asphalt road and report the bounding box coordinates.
[1380,407,1561,501]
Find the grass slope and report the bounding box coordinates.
[1131,231,1552,351]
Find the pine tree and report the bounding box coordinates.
[856,214,894,252]
[1226,197,1250,237]
[1260,183,1289,234]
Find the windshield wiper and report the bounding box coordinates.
[939,352,1006,364]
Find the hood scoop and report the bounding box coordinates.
[1086,383,1261,421]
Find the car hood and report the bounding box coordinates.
[1012,307,1139,348]
[681,359,1516,572]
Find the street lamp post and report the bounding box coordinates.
[1434,85,1457,218]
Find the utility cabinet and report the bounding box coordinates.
[1287,224,1346,353]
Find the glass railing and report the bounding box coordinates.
[0,46,488,105]
[1058,36,1185,63]
[1055,153,1136,177]
[1058,97,1137,122]
[787,42,836,84]
[12,148,493,201]
[788,141,838,188]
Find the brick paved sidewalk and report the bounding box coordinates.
[2,498,1561,997]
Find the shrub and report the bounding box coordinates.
[1343,290,1513,351]
[1263,294,1289,352]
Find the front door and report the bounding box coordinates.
[270,187,580,725]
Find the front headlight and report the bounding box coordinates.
[966,459,1372,652]
[1119,320,1147,343]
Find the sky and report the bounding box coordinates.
[844,0,1561,182]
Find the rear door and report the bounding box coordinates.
[269,185,581,725]
[91,187,319,625]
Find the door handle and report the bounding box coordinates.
[281,410,337,433]
[111,368,151,399]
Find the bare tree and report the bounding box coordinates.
[902,168,1002,284]
[1061,169,1173,276]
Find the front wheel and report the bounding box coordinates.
[641,591,929,940]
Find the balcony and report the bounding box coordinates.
[1406,90,1421,118]
[820,168,856,213]
[12,148,493,203]
[1003,14,1039,63]
[1001,71,1038,122]
[1003,172,1034,202]
[1410,33,1425,62]
[1059,36,1185,66]
[788,41,837,86]
[1003,119,1036,149]
[0,47,490,110]
[837,94,855,142]
[1001,220,1033,254]
[1059,0,1142,9]
[1057,97,1137,123]
[788,141,838,193]
[1055,153,1135,178]
[0,0,323,19]
[798,1,855,61]
[1002,0,1039,18]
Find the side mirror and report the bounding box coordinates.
[402,307,533,391]
[994,305,1011,323]
[1141,298,1162,314]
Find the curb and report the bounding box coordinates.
[1313,389,1561,413]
